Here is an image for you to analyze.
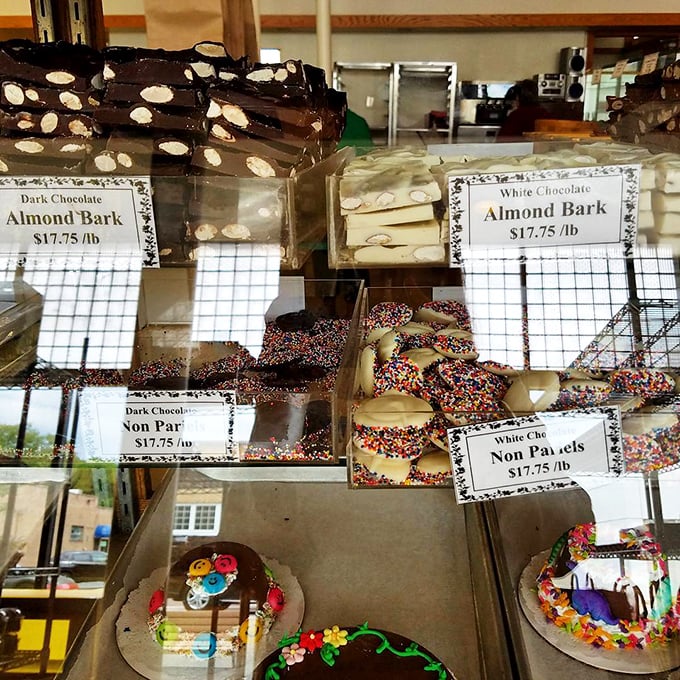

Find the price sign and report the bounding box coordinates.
[448,164,640,264]
[79,388,237,464]
[0,175,158,266]
[448,407,622,503]
[640,53,660,76]
[612,59,628,78]
[591,68,603,85]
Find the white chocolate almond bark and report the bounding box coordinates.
[339,163,441,214]
[345,203,434,227]
[346,218,441,246]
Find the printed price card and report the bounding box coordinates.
[640,53,660,76]
[591,68,603,85]
[612,59,629,78]
[448,407,623,503]
[0,175,158,266]
[79,388,237,464]
[448,164,640,264]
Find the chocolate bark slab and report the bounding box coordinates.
[106,130,194,159]
[207,85,319,127]
[207,124,308,166]
[103,82,204,109]
[191,144,293,178]
[0,109,101,137]
[101,46,196,87]
[1,81,102,113]
[0,39,103,90]
[93,103,207,135]
[339,163,442,214]
[0,153,82,175]
[216,59,310,97]
[0,136,92,160]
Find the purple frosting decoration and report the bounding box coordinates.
[571,589,619,625]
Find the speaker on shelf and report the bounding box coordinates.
[565,74,585,102]
[560,47,586,76]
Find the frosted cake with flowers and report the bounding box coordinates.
[252,623,457,679]
[535,523,680,651]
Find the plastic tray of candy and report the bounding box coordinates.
[128,278,364,464]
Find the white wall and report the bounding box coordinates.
[262,29,587,81]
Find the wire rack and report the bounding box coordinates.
[571,299,680,373]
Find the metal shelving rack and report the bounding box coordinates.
[332,62,393,143]
[390,61,457,145]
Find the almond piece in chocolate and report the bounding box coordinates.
[222,223,251,239]
[246,68,274,83]
[194,223,218,240]
[221,104,248,128]
[211,123,235,141]
[94,152,117,172]
[59,91,83,110]
[194,42,227,58]
[14,140,44,154]
[3,83,24,106]
[46,71,76,85]
[158,140,190,156]
[130,106,153,124]
[68,119,90,136]
[190,62,215,79]
[245,155,276,178]
[206,100,221,118]
[140,85,174,104]
[203,148,222,167]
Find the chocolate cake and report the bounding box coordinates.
[252,624,456,679]
[147,542,286,659]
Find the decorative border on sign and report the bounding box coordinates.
[448,164,640,266]
[447,406,623,503]
[79,388,237,465]
[0,175,159,267]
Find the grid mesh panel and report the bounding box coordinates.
[1,255,141,369]
[191,243,281,358]
[464,248,679,370]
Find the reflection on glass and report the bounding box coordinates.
[1,254,141,370]
[464,249,678,370]
[191,243,281,357]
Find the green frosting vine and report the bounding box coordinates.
[264,622,448,679]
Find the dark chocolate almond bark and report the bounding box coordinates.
[0,109,101,137]
[0,39,103,90]
[206,85,319,127]
[1,81,102,112]
[216,59,309,97]
[0,153,82,175]
[191,144,292,178]
[106,130,194,159]
[93,103,207,134]
[102,46,196,87]
[102,82,204,109]
[0,136,92,159]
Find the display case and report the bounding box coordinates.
[6,26,680,680]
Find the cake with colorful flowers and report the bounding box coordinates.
[253,623,456,679]
[146,542,287,660]
[536,523,680,650]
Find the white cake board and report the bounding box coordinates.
[116,557,303,680]
[518,551,680,675]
